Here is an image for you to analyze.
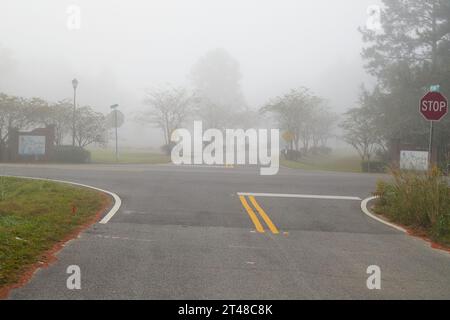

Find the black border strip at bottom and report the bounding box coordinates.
[2,300,448,319]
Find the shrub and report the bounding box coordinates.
[161,142,175,156]
[375,167,450,240]
[375,148,391,163]
[309,146,332,155]
[50,146,91,163]
[361,160,386,173]
[283,149,302,161]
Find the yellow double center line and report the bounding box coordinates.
[239,195,279,234]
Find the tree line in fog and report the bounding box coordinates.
[140,48,336,157]
[0,94,106,152]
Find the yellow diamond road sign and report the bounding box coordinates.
[282,131,295,142]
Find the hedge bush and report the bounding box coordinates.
[283,149,302,161]
[50,146,91,163]
[161,142,176,156]
[309,146,332,155]
[361,160,386,173]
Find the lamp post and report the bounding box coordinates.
[72,78,78,147]
[110,104,119,162]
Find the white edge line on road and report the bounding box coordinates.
[360,196,407,233]
[0,175,121,224]
[237,192,361,201]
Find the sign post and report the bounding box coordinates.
[108,104,123,162]
[420,89,448,168]
[428,121,434,169]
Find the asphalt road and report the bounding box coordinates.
[1,163,450,299]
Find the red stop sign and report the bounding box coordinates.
[420,92,448,121]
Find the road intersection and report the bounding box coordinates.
[1,163,449,299]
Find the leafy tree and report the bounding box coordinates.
[361,0,450,83]
[190,48,247,128]
[360,0,450,151]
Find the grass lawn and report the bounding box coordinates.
[281,152,363,173]
[0,177,106,291]
[90,147,362,172]
[89,148,170,164]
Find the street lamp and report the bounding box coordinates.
[110,104,119,162]
[72,78,79,147]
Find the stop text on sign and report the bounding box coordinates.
[419,91,448,121]
[421,100,447,112]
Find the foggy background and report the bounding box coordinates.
[0,0,379,148]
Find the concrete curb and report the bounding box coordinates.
[0,175,121,224]
[360,196,407,233]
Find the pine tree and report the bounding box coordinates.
[360,0,450,159]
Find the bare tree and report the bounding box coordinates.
[261,87,323,153]
[141,86,194,145]
[340,91,383,163]
[311,107,337,149]
[74,106,107,148]
[50,100,73,146]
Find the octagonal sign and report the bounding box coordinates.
[420,92,448,121]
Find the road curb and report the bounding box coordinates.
[0,175,121,224]
[360,196,407,233]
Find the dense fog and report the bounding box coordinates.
[0,0,379,147]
